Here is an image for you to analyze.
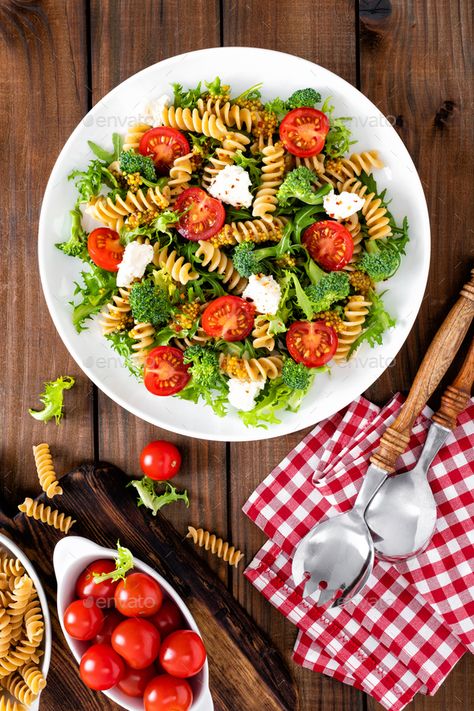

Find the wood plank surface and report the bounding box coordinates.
[0,0,93,506]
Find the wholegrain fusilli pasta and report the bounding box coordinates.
[18,499,75,535]
[195,241,247,293]
[186,527,244,568]
[333,295,371,362]
[32,444,62,499]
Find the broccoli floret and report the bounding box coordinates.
[56,207,87,258]
[183,345,220,388]
[282,359,312,389]
[119,150,157,182]
[287,88,322,109]
[357,240,401,282]
[276,167,331,208]
[305,268,350,313]
[129,279,173,326]
[232,241,280,277]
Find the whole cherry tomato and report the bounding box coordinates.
[112,618,161,670]
[150,599,184,639]
[79,644,124,691]
[144,674,193,711]
[159,630,207,678]
[140,441,182,481]
[115,573,163,618]
[118,663,157,698]
[63,599,104,641]
[76,559,117,608]
[94,610,124,645]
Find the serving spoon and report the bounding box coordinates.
[366,335,474,561]
[292,269,474,606]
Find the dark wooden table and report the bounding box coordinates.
[2,1,473,709]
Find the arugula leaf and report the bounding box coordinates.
[348,290,395,356]
[233,82,263,102]
[93,542,134,583]
[357,172,410,251]
[172,81,202,109]
[71,262,117,332]
[87,132,123,163]
[205,77,225,96]
[320,97,355,159]
[292,204,326,243]
[289,272,314,320]
[28,376,75,424]
[105,331,142,379]
[128,478,189,516]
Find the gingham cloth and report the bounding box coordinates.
[243,395,474,710]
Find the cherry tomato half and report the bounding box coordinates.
[95,610,124,645]
[76,559,117,607]
[144,347,191,397]
[150,599,184,639]
[63,599,104,641]
[118,663,157,698]
[79,644,125,691]
[202,296,255,342]
[112,618,161,670]
[175,187,225,241]
[140,441,182,481]
[144,675,193,711]
[279,107,330,157]
[286,321,338,367]
[115,572,164,618]
[139,127,190,174]
[159,630,207,679]
[303,220,354,271]
[87,228,124,272]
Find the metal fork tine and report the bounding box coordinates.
[303,576,322,600]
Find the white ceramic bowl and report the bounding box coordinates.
[38,47,430,441]
[0,533,52,710]
[53,536,213,711]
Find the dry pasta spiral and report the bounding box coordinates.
[161,106,226,140]
[19,663,46,695]
[23,599,43,645]
[0,673,36,707]
[196,98,254,132]
[0,696,26,711]
[153,244,199,285]
[252,142,285,221]
[0,562,23,581]
[186,527,244,568]
[0,610,11,658]
[99,287,132,335]
[168,153,193,200]
[123,123,151,152]
[8,577,33,643]
[202,131,251,188]
[337,176,392,240]
[18,499,75,535]
[252,315,275,351]
[0,635,41,679]
[333,295,371,362]
[195,241,247,293]
[129,322,156,364]
[219,354,283,382]
[90,185,170,231]
[32,444,62,498]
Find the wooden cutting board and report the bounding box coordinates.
[0,463,299,711]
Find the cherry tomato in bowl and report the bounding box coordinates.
[115,572,163,618]
[112,618,161,669]
[150,599,184,638]
[139,127,190,174]
[94,610,124,645]
[286,321,338,367]
[175,187,225,241]
[63,599,104,641]
[118,663,157,698]
[302,220,354,271]
[140,441,182,481]
[159,630,207,679]
[80,643,125,690]
[279,107,330,157]
[87,228,124,272]
[202,295,255,341]
[76,559,117,607]
[144,674,193,711]
[144,347,191,397]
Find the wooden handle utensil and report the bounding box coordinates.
[431,335,474,429]
[371,268,474,473]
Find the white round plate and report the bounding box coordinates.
[39,47,430,442]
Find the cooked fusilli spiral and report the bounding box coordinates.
[252,315,275,351]
[168,152,194,200]
[161,106,226,140]
[252,141,285,221]
[196,98,254,132]
[89,185,170,231]
[295,153,325,175]
[219,354,283,381]
[23,599,43,645]
[333,295,371,362]
[0,696,26,711]
[19,663,46,695]
[153,244,199,285]
[337,176,392,240]
[8,577,33,643]
[123,123,152,152]
[341,150,383,177]
[129,322,156,364]
[172,326,212,351]
[202,131,251,188]
[186,527,244,568]
[195,241,247,293]
[32,444,62,499]
[340,213,363,270]
[18,499,75,534]
[211,216,288,247]
[99,287,132,335]
[0,673,36,707]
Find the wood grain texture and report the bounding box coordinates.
[0,0,93,508]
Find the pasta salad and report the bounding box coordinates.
[58,78,408,427]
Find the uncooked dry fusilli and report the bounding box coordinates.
[333,295,371,362]
[19,663,46,695]
[32,444,62,499]
[89,185,170,231]
[0,611,11,658]
[99,287,132,335]
[0,563,23,581]
[186,527,244,568]
[161,106,226,140]
[202,131,251,188]
[17,499,75,535]
[153,244,198,285]
[195,241,247,293]
[0,695,26,711]
[252,141,285,221]
[252,315,275,351]
[23,599,43,646]
[129,322,156,364]
[0,673,36,707]
[122,123,152,152]
[196,98,254,132]
[219,354,283,382]
[7,577,32,643]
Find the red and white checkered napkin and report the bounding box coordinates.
[243,395,474,711]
